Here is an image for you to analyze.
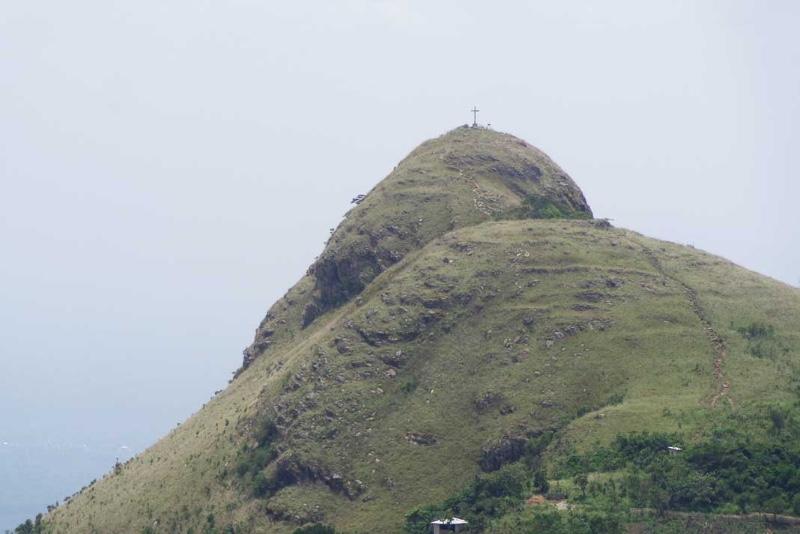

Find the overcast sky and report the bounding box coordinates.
[1,0,798,528]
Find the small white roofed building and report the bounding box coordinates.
[431,517,468,533]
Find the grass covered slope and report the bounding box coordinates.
[45,221,800,533]
[241,126,590,370]
[42,129,800,533]
[305,125,591,313]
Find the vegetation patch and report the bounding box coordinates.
[13,515,44,534]
[735,321,788,359]
[404,432,555,532]
[37,204,800,533]
[557,424,800,516]
[505,194,593,220]
[404,463,532,532]
[232,418,280,497]
[407,412,800,533]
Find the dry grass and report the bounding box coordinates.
[44,130,800,534]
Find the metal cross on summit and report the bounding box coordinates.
[471,106,480,127]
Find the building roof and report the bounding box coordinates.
[431,517,468,525]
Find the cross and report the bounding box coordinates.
[471,106,480,127]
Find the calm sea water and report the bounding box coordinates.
[0,441,134,531]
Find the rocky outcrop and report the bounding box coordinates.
[405,432,437,446]
[479,436,528,472]
[305,246,403,325]
[272,453,365,500]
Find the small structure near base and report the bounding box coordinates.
[431,517,468,533]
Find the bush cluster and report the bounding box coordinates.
[14,515,43,534]
[233,418,280,497]
[504,194,591,221]
[735,321,787,359]
[404,463,530,532]
[563,430,800,516]
[406,419,800,533]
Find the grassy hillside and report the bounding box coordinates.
[241,126,590,370]
[40,129,800,534]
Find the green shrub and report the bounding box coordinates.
[533,469,549,493]
[523,431,554,468]
[505,194,591,221]
[736,322,785,359]
[606,392,625,405]
[400,376,418,393]
[251,472,279,497]
[403,462,532,533]
[232,417,280,496]
[736,322,774,340]
[254,418,279,446]
[769,406,787,433]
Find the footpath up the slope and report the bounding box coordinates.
[633,239,733,408]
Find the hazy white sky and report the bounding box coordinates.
[1,0,799,527]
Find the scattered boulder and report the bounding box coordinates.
[405,432,437,446]
[499,404,516,415]
[380,350,407,368]
[333,337,352,354]
[591,218,613,229]
[546,319,613,345]
[474,391,505,412]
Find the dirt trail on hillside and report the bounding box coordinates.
[636,243,733,408]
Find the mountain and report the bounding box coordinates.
[41,127,800,533]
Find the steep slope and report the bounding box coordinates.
[240,126,590,370]
[43,128,800,534]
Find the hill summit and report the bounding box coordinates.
[43,127,800,534]
[243,126,592,369]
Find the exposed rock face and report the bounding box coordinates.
[307,247,398,321]
[272,453,365,499]
[474,391,506,412]
[479,436,528,472]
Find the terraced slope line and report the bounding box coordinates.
[634,241,733,408]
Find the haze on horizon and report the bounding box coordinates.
[1,0,798,529]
